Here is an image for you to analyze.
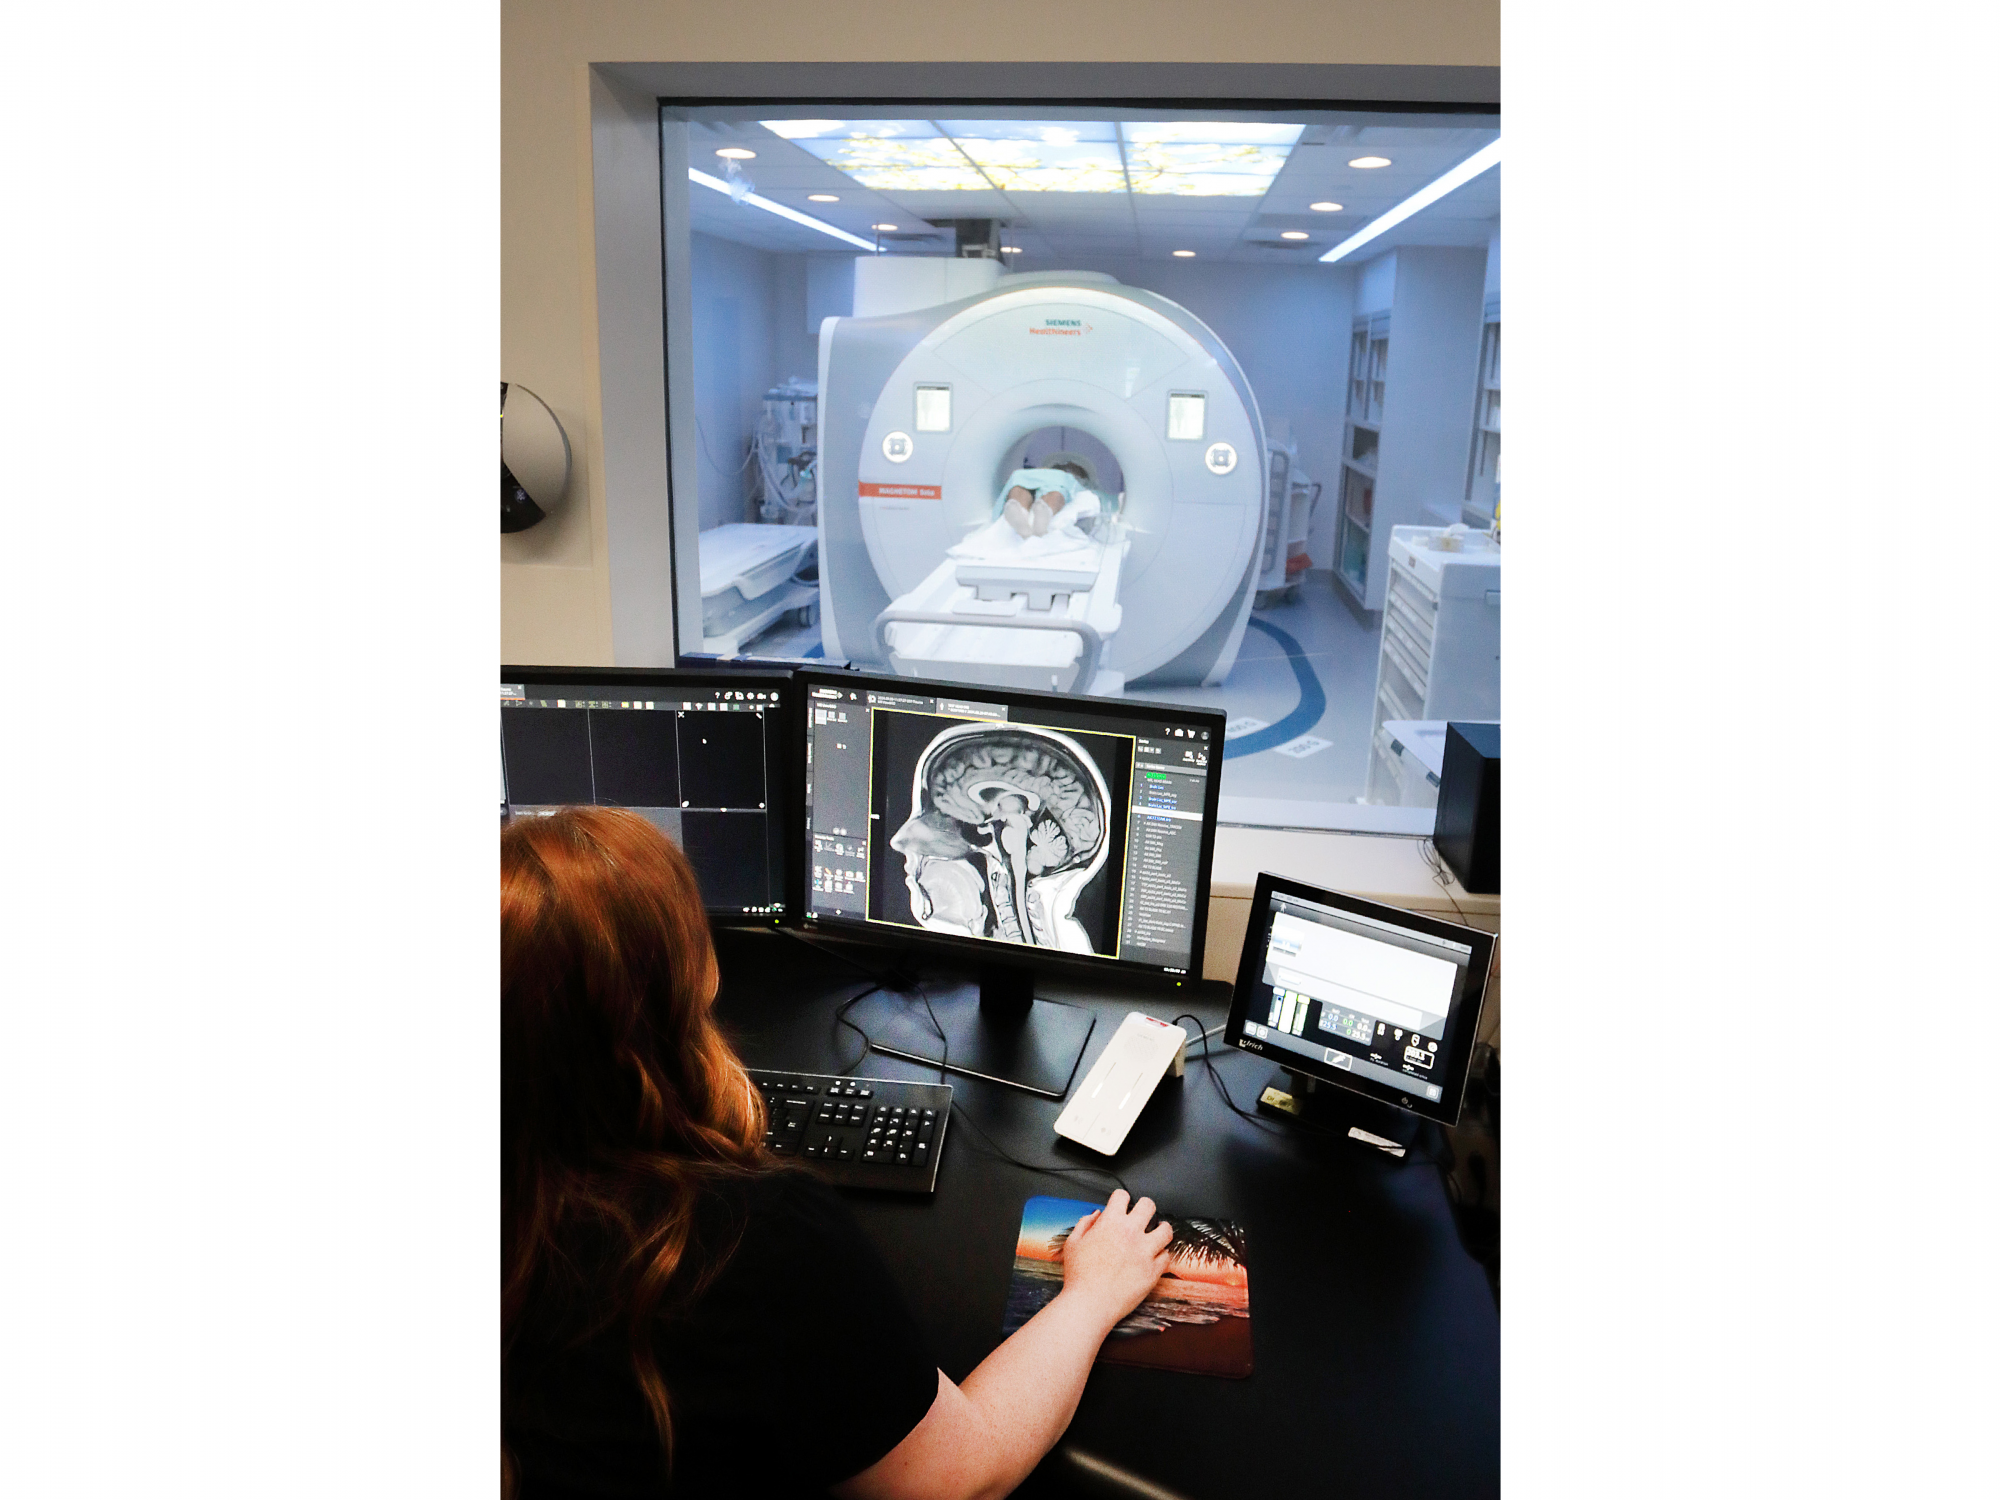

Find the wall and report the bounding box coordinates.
[690,233,778,531]
[500,1,1499,664]
[1051,256,1356,575]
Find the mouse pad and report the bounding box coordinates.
[1002,1196,1253,1378]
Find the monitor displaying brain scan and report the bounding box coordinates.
[801,671,1222,975]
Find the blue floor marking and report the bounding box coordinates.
[1222,617,1327,759]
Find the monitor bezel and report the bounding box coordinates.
[1223,872,1495,1127]
[795,665,1226,986]
[500,663,802,925]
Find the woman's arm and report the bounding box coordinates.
[833,1190,1171,1500]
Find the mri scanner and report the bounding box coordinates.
[815,270,1268,693]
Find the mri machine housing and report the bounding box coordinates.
[815,271,1268,688]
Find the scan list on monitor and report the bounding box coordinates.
[500,683,786,914]
[803,684,1214,974]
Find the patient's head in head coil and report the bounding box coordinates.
[888,722,1112,952]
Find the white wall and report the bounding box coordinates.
[1048,255,1357,574]
[1358,251,1397,315]
[690,232,781,530]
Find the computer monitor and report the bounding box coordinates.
[500,666,798,922]
[1223,873,1495,1139]
[797,667,1225,1096]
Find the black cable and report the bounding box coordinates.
[1170,1011,1444,1167]
[831,983,884,1073]
[1418,839,1472,926]
[946,1099,1132,1199]
[914,982,949,1087]
[1171,1011,1289,1139]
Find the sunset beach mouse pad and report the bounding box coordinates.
[1002,1196,1252,1378]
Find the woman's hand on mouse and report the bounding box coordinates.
[1054,1190,1172,1329]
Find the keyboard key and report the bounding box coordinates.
[746,1070,949,1193]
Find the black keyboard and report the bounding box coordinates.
[750,1069,952,1195]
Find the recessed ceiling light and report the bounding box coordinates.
[716,147,757,160]
[807,193,839,202]
[1172,249,1196,257]
[1280,231,1310,240]
[872,223,898,231]
[1309,201,1342,212]
[1349,156,1392,169]
[1002,245,1023,253]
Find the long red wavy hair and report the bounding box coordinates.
[501,807,768,1493]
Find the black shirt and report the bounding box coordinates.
[507,1170,938,1499]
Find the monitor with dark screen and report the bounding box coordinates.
[501,666,796,920]
[797,668,1224,1095]
[1224,873,1494,1129]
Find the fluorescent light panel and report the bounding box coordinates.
[687,168,877,250]
[1318,139,1502,265]
[763,119,1303,197]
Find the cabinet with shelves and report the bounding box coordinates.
[1331,248,1486,613]
[1464,296,1501,525]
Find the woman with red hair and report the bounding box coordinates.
[503,807,1170,1499]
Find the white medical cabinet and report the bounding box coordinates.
[1363,525,1499,801]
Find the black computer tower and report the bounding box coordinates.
[1435,722,1499,894]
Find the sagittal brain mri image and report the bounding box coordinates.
[872,717,1130,955]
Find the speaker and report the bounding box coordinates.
[501,382,571,533]
[1435,722,1499,894]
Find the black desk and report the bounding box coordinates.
[716,928,1499,1500]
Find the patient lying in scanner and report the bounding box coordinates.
[957,467,1104,563]
[1002,463,1094,538]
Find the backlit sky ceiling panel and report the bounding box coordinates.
[763,119,1306,196]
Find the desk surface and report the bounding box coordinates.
[716,929,1499,1500]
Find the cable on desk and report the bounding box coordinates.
[1172,1011,1290,1139]
[1170,1011,1443,1167]
[831,984,884,1073]
[1418,839,1472,926]
[946,1100,1131,1200]
[915,983,950,1087]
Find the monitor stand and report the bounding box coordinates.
[864,961,1097,1100]
[1257,1068,1424,1157]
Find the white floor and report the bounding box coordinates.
[730,569,1383,820]
[1137,573,1382,813]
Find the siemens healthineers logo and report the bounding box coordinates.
[1030,317,1090,337]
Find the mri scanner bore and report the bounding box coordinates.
[818,271,1267,696]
